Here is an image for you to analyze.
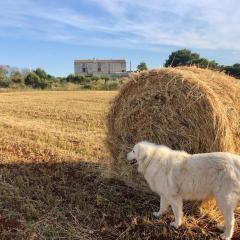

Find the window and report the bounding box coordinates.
[98,63,101,72]
[82,68,86,72]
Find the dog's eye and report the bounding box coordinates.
[133,150,135,153]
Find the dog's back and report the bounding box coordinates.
[173,152,240,201]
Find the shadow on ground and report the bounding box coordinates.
[0,161,238,240]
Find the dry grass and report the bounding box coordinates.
[0,90,239,239]
[0,91,113,163]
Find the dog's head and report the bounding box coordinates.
[126,141,154,173]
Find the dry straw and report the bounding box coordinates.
[106,67,240,186]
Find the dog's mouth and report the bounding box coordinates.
[129,159,137,165]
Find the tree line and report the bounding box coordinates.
[0,66,121,90]
[0,66,54,89]
[137,49,240,79]
[0,49,239,90]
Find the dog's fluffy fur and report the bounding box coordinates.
[127,141,240,240]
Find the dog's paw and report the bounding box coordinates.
[153,211,161,217]
[170,221,180,229]
[220,233,231,240]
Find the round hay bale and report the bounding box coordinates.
[106,67,240,186]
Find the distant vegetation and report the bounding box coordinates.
[137,62,148,71]
[0,50,239,91]
[221,63,240,79]
[164,49,218,69]
[0,65,124,90]
[164,49,240,79]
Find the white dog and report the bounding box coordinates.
[127,141,240,240]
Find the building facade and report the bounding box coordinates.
[74,59,127,77]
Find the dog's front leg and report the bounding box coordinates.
[169,196,183,228]
[153,195,169,217]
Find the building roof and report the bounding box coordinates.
[74,59,126,63]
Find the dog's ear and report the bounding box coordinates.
[136,143,148,162]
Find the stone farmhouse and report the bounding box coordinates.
[74,59,127,77]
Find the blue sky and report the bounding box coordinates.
[0,0,239,76]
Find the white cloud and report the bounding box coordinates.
[0,0,240,50]
[88,0,240,50]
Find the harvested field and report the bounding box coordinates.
[0,90,239,239]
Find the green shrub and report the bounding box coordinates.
[25,72,40,87]
[25,72,51,89]
[10,71,23,84]
[34,68,48,79]
[0,76,11,88]
[222,65,240,79]
[107,82,119,90]
[90,76,100,81]
[83,84,92,89]
[66,74,86,84]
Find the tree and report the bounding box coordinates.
[25,71,49,89]
[222,64,240,79]
[137,62,148,71]
[34,68,48,79]
[66,74,86,84]
[164,49,200,67]
[11,70,23,83]
[0,66,10,87]
[0,75,10,88]
[164,49,219,69]
[197,58,218,69]
[233,63,240,68]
